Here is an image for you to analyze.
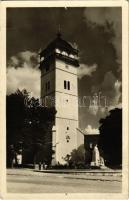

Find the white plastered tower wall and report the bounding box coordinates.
[54,59,79,164]
[40,34,79,165]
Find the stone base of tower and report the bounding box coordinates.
[51,118,78,166]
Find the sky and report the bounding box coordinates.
[7,7,122,134]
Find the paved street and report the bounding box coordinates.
[7,169,122,193]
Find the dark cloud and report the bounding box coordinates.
[84,7,122,65]
[7,8,84,58]
[7,7,122,129]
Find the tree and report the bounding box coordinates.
[64,144,85,168]
[6,89,27,167]
[98,108,122,167]
[24,97,56,166]
[6,89,56,167]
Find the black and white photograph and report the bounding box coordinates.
[0,1,128,199]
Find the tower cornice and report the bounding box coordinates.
[39,52,79,70]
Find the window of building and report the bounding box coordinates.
[45,81,50,92]
[65,65,69,69]
[48,81,50,90]
[64,80,66,89]
[64,80,70,90]
[68,81,70,90]
[40,56,44,62]
[67,127,69,130]
[66,135,70,143]
[45,83,47,92]
[46,65,50,72]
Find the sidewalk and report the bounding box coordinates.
[36,168,122,175]
[7,168,122,182]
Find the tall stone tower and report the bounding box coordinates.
[40,33,79,165]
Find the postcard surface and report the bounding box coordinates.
[0,1,128,199]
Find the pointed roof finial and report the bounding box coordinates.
[57,24,62,38]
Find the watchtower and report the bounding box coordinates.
[40,33,79,165]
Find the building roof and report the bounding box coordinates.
[40,33,78,57]
[76,128,100,136]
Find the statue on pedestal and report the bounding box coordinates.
[91,144,100,167]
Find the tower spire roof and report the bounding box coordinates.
[40,29,79,68]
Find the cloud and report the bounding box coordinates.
[8,51,39,69]
[101,71,121,106]
[85,125,99,135]
[78,64,97,79]
[89,105,99,116]
[7,8,122,131]
[88,96,107,116]
[108,103,122,112]
[7,51,40,98]
[84,8,121,65]
[113,80,121,104]
[89,71,121,116]
[107,78,122,111]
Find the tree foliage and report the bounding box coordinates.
[64,144,85,168]
[98,108,122,167]
[6,89,56,167]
